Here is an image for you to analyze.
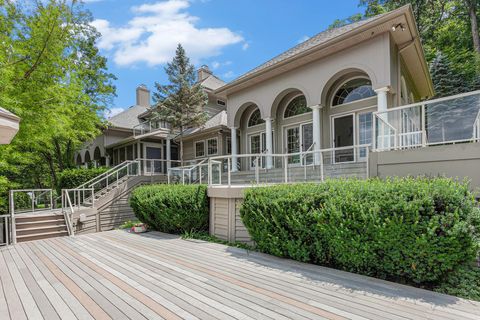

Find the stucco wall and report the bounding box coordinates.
[227,33,393,128]
[369,143,480,192]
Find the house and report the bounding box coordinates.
[0,107,20,145]
[75,65,230,173]
[79,4,480,188]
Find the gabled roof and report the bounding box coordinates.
[181,110,228,138]
[200,74,226,91]
[234,13,388,84]
[108,105,150,129]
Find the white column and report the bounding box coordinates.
[166,137,171,169]
[105,155,110,167]
[375,87,390,149]
[265,117,273,169]
[310,105,323,165]
[230,127,238,172]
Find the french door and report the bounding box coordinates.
[249,132,266,169]
[284,123,313,165]
[332,114,354,163]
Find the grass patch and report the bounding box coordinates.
[181,231,255,251]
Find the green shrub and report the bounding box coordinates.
[130,184,208,234]
[435,264,480,301]
[240,178,480,286]
[58,167,109,189]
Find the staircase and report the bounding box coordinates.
[15,212,68,243]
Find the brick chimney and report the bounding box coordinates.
[197,65,212,82]
[136,84,150,107]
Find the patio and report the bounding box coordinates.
[0,230,479,320]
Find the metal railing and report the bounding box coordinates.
[0,214,11,246]
[133,117,169,137]
[167,158,209,184]
[61,190,75,237]
[373,90,480,151]
[207,145,370,186]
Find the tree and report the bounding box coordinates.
[153,44,208,165]
[0,0,116,190]
[429,52,467,97]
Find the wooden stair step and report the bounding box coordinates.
[16,230,69,243]
[16,225,68,236]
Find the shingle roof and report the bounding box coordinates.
[230,13,389,84]
[182,110,227,137]
[108,105,150,129]
[200,74,226,91]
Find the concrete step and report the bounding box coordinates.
[16,230,69,243]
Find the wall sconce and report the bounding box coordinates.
[392,23,406,32]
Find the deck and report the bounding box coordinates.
[0,230,479,320]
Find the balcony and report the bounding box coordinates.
[374,90,480,151]
[133,117,170,137]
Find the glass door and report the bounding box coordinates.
[302,123,314,165]
[145,146,162,174]
[249,133,265,169]
[333,114,354,163]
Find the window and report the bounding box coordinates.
[207,138,218,155]
[217,99,226,106]
[284,95,309,118]
[126,145,134,160]
[195,141,205,158]
[248,109,265,127]
[332,78,375,106]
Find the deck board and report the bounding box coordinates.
[0,230,479,320]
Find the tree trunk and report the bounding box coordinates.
[466,0,480,54]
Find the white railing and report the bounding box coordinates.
[374,90,480,151]
[167,159,209,184]
[0,214,11,246]
[61,190,75,237]
[207,145,370,187]
[133,117,169,137]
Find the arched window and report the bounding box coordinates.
[84,151,91,163]
[284,95,309,118]
[248,109,264,127]
[76,154,82,165]
[94,147,102,161]
[332,78,375,106]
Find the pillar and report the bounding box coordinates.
[310,105,323,164]
[230,127,238,172]
[375,87,390,149]
[166,136,171,169]
[265,118,273,169]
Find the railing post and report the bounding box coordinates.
[372,114,377,151]
[116,171,119,187]
[50,190,53,209]
[255,158,259,184]
[10,190,16,245]
[227,158,231,186]
[32,190,35,213]
[199,166,202,184]
[208,159,212,185]
[283,155,288,183]
[182,169,185,185]
[366,146,370,179]
[91,188,95,208]
[421,103,427,146]
[320,151,324,181]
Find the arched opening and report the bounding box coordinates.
[76,154,82,166]
[283,95,309,118]
[323,70,377,161]
[93,147,101,160]
[84,151,91,164]
[248,109,264,127]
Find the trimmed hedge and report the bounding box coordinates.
[58,167,109,189]
[240,178,480,285]
[130,184,208,234]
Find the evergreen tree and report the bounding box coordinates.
[430,52,467,98]
[153,44,208,165]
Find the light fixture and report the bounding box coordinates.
[392,23,405,32]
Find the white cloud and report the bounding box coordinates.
[92,0,245,67]
[242,42,249,51]
[211,60,232,70]
[105,107,124,118]
[223,70,235,79]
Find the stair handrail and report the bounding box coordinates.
[61,189,75,237]
[76,161,136,190]
[168,158,208,184]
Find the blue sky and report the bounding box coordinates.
[83,0,364,116]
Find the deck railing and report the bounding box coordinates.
[133,117,169,137]
[373,90,480,151]
[207,145,370,186]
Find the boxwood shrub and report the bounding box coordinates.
[130,184,208,234]
[240,178,480,286]
[58,167,109,189]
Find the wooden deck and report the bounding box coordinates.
[0,231,479,320]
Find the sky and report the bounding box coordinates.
[83,0,364,117]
